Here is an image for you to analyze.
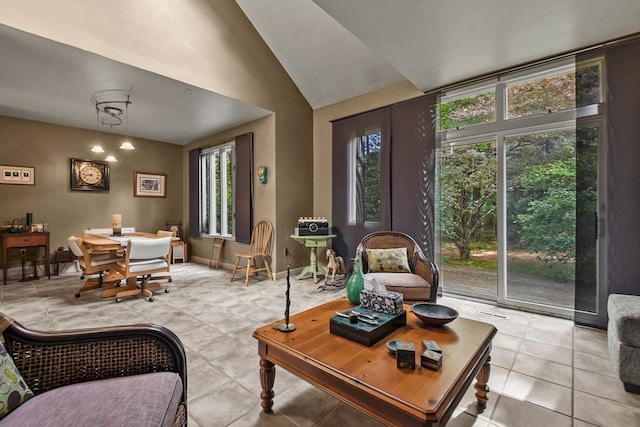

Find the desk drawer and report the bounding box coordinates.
[5,234,47,247]
[304,239,328,247]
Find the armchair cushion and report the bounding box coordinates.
[365,247,411,273]
[364,272,432,301]
[0,372,182,427]
[0,342,33,419]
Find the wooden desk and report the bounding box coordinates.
[254,298,496,427]
[290,234,336,283]
[2,232,51,285]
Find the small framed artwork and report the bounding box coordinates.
[134,171,167,198]
[0,165,35,185]
[166,220,183,240]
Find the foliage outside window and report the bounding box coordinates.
[350,130,382,223]
[506,130,576,265]
[440,58,601,260]
[200,142,234,237]
[439,90,495,131]
[440,142,497,260]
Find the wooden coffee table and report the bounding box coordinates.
[253,298,496,426]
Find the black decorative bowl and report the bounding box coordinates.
[411,303,459,326]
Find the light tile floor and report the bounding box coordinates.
[1,262,639,426]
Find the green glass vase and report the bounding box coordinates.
[346,256,365,305]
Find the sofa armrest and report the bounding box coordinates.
[0,314,187,409]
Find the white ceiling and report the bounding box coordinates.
[1,0,639,145]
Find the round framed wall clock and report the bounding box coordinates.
[70,158,110,191]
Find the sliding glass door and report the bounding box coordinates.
[437,57,603,318]
[504,128,577,310]
[439,141,498,301]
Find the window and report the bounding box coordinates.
[505,65,577,119]
[200,142,234,237]
[348,129,382,223]
[437,57,603,318]
[439,86,496,131]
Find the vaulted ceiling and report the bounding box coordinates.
[1,0,639,145]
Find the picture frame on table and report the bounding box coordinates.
[0,165,35,185]
[134,171,167,198]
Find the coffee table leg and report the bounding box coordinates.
[474,355,491,410]
[259,358,275,413]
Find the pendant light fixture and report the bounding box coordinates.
[91,107,104,153]
[91,90,135,161]
[119,98,135,150]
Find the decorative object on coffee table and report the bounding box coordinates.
[411,303,459,326]
[330,306,406,346]
[395,341,416,370]
[276,260,296,332]
[345,255,365,304]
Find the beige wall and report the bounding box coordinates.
[0,116,183,267]
[1,0,313,274]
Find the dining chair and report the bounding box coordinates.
[67,235,123,298]
[231,220,274,286]
[113,236,172,302]
[153,230,177,281]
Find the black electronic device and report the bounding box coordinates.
[297,217,329,236]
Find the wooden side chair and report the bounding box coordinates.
[209,238,224,269]
[231,221,274,286]
[113,236,172,303]
[67,235,123,298]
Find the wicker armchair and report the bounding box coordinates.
[0,313,187,426]
[356,231,440,302]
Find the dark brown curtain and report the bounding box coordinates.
[235,133,253,243]
[391,94,438,260]
[188,149,200,238]
[574,35,640,328]
[332,107,392,270]
[604,37,640,294]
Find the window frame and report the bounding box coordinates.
[199,140,235,238]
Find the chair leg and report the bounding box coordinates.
[231,257,241,281]
[263,256,274,281]
[245,259,252,286]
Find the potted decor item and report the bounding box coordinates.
[346,255,365,304]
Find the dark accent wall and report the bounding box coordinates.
[332,96,438,269]
[605,36,640,297]
[391,94,438,260]
[332,108,392,270]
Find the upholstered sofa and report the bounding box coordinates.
[608,294,640,393]
[0,313,187,426]
[356,231,440,302]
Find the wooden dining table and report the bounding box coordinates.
[80,232,174,297]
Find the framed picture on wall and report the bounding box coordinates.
[134,171,167,198]
[70,158,109,191]
[0,165,35,185]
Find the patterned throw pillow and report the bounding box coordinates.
[366,247,411,273]
[0,341,34,419]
